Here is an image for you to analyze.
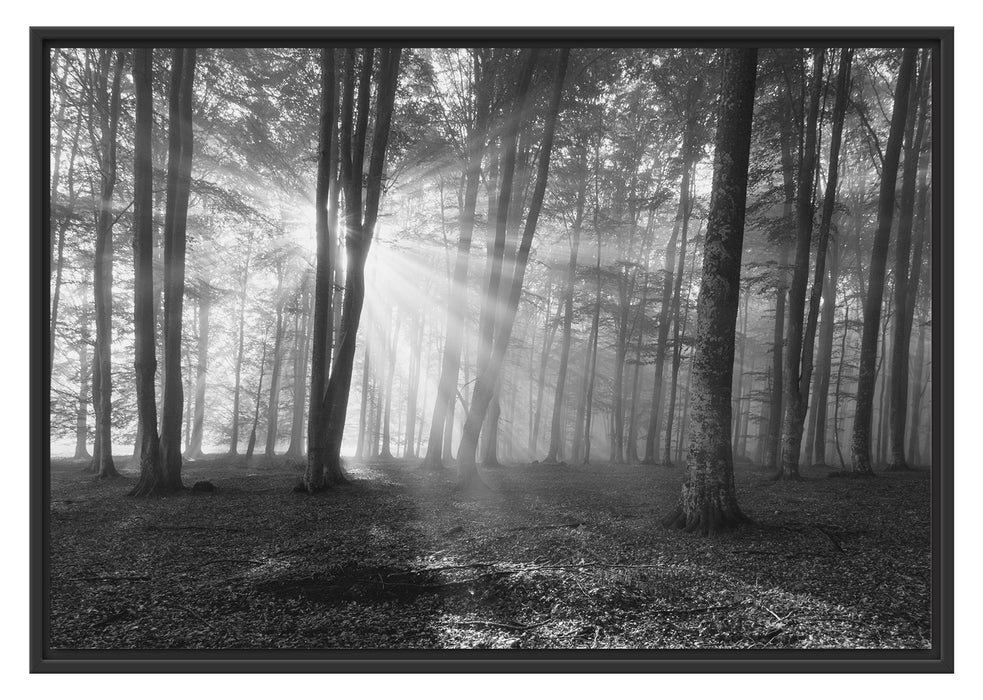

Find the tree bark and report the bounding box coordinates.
[160,48,197,490]
[314,48,402,485]
[285,275,312,458]
[304,48,337,490]
[186,281,211,459]
[228,246,251,455]
[129,48,166,496]
[851,49,916,476]
[663,48,757,535]
[456,50,568,488]
[422,50,492,471]
[89,49,124,479]
[888,51,931,471]
[781,49,852,479]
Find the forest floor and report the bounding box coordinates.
[47,455,932,650]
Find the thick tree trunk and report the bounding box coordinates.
[851,49,916,476]
[74,301,92,460]
[304,48,338,490]
[663,48,756,535]
[160,48,197,490]
[129,48,166,496]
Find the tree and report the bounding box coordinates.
[456,49,569,488]
[304,48,403,491]
[776,48,826,479]
[160,48,198,490]
[663,48,757,535]
[129,48,166,497]
[89,49,124,479]
[888,50,931,471]
[850,48,916,476]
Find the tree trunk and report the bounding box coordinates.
[186,282,211,459]
[285,276,312,458]
[304,48,338,490]
[422,50,491,471]
[245,331,268,460]
[662,171,695,467]
[355,339,371,459]
[545,166,586,463]
[380,310,401,458]
[809,250,840,467]
[160,48,197,490]
[74,299,92,460]
[457,50,567,487]
[404,309,424,458]
[228,249,251,455]
[663,48,757,535]
[888,51,931,471]
[264,269,287,458]
[314,48,402,485]
[89,49,124,479]
[851,49,916,476]
[781,49,852,479]
[129,48,166,496]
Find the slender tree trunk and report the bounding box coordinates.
[663,48,757,535]
[89,49,124,479]
[129,48,166,496]
[246,331,268,460]
[809,252,839,467]
[160,48,197,490]
[355,339,371,458]
[186,283,210,459]
[404,309,424,458]
[264,271,286,458]
[228,250,251,455]
[907,312,927,465]
[889,51,931,471]
[422,50,491,471]
[530,285,556,454]
[732,289,749,456]
[316,49,401,483]
[851,49,916,476]
[286,276,312,458]
[545,170,586,463]
[457,50,567,487]
[74,297,92,460]
[781,49,852,478]
[380,311,401,458]
[662,178,694,467]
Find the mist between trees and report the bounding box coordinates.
[48,46,932,531]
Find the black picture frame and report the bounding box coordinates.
[31,25,954,673]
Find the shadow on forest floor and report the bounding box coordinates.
[47,455,932,650]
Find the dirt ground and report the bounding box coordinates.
[47,455,932,649]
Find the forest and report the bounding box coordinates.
[46,44,934,650]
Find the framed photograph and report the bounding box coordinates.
[32,26,953,672]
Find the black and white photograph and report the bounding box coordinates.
[34,27,952,671]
